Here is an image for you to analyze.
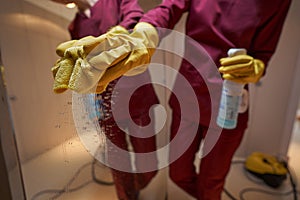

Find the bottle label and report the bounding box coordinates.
[217,89,241,129]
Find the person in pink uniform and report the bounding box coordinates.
[50,0,159,199]
[137,0,291,199]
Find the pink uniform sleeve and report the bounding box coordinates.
[140,0,190,29]
[248,0,291,67]
[118,0,144,30]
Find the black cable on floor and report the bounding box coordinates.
[239,187,295,200]
[223,160,244,200]
[286,164,298,200]
[223,188,239,200]
[31,162,92,200]
[31,159,114,200]
[91,158,114,186]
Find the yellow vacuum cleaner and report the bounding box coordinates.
[245,152,288,188]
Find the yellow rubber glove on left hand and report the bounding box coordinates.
[51,22,158,94]
[51,26,128,94]
[91,22,159,93]
[218,55,265,84]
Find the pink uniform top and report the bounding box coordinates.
[141,0,291,66]
[140,0,291,124]
[69,0,143,39]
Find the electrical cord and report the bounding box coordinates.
[286,164,298,200]
[31,159,114,200]
[223,159,300,200]
[31,162,92,200]
[223,160,244,200]
[239,187,296,200]
[223,188,239,200]
[91,158,114,186]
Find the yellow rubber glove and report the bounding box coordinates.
[90,22,159,93]
[218,55,265,84]
[52,23,158,94]
[51,26,129,93]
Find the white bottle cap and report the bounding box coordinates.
[227,48,247,57]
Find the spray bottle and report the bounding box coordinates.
[217,48,246,129]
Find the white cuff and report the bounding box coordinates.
[81,0,98,18]
[83,9,91,18]
[87,0,98,7]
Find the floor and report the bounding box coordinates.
[23,118,300,200]
[23,135,168,200]
[222,117,300,200]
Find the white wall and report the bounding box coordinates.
[236,0,300,157]
[0,0,76,162]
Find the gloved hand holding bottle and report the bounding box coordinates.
[217,48,265,129]
[218,51,265,84]
[51,22,158,94]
